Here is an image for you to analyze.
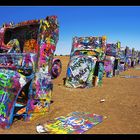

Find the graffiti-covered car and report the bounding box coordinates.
[104,42,120,77]
[65,36,106,88]
[118,46,133,71]
[131,48,138,67]
[0,16,61,128]
[118,46,126,72]
[138,51,140,64]
[125,46,132,69]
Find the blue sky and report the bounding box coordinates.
[0,6,140,55]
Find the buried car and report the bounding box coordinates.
[64,36,106,88]
[104,42,120,77]
[118,46,126,72]
[125,46,132,69]
[0,16,61,128]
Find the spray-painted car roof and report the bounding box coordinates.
[0,16,59,52]
[70,36,106,60]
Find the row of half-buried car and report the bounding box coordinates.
[64,36,140,88]
[0,16,62,128]
[0,16,140,129]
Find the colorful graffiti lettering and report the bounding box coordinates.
[65,56,95,88]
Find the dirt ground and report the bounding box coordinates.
[0,56,140,134]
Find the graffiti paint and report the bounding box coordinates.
[65,56,95,88]
[0,16,60,128]
[104,56,115,77]
[23,39,38,53]
[97,62,104,86]
[117,47,126,72]
[0,68,29,128]
[65,36,106,88]
[51,58,62,79]
[41,112,103,134]
[104,43,119,77]
[106,43,118,57]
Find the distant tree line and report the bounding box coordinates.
[54,54,69,56]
